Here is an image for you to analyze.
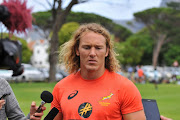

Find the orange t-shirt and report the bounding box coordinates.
[138,69,144,77]
[51,69,143,120]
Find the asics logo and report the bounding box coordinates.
[68,90,78,100]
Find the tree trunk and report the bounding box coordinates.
[49,0,78,82]
[152,34,166,68]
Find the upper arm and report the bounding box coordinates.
[54,112,63,120]
[123,110,146,120]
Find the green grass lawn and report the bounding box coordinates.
[10,82,180,119]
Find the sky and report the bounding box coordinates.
[0,0,162,20]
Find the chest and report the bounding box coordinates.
[60,86,121,119]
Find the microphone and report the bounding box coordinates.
[36,91,53,113]
[0,5,10,21]
[44,107,59,120]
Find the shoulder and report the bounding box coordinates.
[107,71,132,85]
[0,78,10,90]
[54,72,80,89]
[107,72,140,94]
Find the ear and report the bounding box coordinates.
[105,47,109,57]
[76,48,80,56]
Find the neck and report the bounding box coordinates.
[80,68,106,80]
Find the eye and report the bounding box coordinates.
[96,46,102,50]
[83,46,90,50]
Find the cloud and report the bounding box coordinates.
[1,0,162,20]
[72,0,162,20]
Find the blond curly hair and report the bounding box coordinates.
[59,23,120,74]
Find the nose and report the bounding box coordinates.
[89,48,96,57]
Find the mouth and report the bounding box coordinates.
[88,60,97,64]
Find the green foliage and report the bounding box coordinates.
[114,41,125,65]
[134,7,180,66]
[67,12,132,41]
[67,12,112,24]
[167,1,180,10]
[49,22,80,46]
[164,45,180,66]
[33,11,132,41]
[32,11,52,29]
[58,22,79,45]
[18,39,32,63]
[134,8,177,37]
[1,33,32,63]
[119,29,153,65]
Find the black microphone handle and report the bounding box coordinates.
[36,101,45,113]
[44,107,59,120]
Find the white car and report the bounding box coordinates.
[39,68,63,81]
[142,65,162,82]
[0,69,13,81]
[13,64,45,82]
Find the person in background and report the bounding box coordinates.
[51,23,146,120]
[137,65,145,83]
[153,68,158,90]
[0,77,46,120]
[127,66,134,80]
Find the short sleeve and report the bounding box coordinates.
[51,83,63,112]
[119,80,143,114]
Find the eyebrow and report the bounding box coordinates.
[82,44,104,47]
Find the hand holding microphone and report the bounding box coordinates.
[29,90,53,120]
[36,91,53,113]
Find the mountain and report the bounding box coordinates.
[114,0,180,33]
[113,19,145,33]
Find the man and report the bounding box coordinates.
[0,78,46,120]
[51,23,170,120]
[137,65,144,83]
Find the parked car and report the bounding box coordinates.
[57,69,69,78]
[39,68,63,81]
[0,69,13,81]
[160,67,173,80]
[142,65,162,82]
[13,64,45,82]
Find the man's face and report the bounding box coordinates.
[76,31,109,72]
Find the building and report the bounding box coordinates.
[30,39,49,68]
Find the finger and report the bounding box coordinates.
[34,112,44,117]
[160,115,172,120]
[30,113,44,120]
[30,115,41,120]
[0,100,5,106]
[0,100,5,103]
[31,101,36,107]
[41,106,46,111]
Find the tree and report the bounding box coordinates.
[164,45,180,66]
[134,7,180,68]
[57,22,79,46]
[33,11,132,42]
[116,29,153,66]
[49,0,83,82]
